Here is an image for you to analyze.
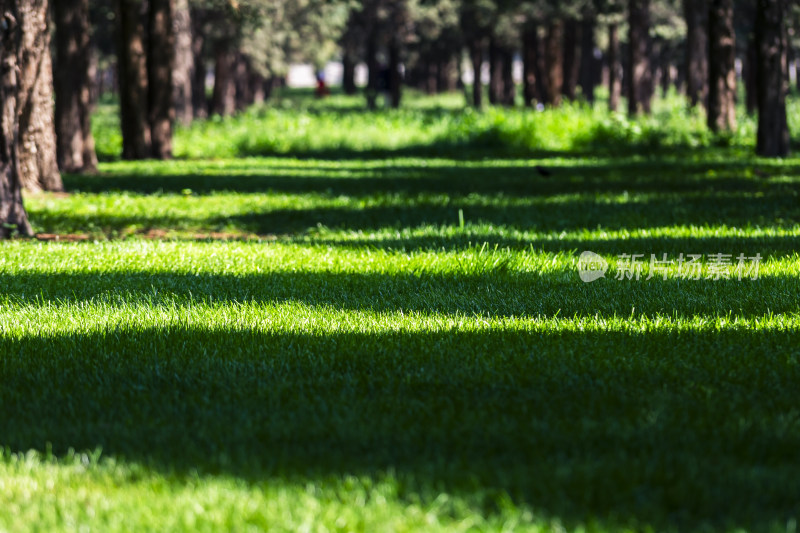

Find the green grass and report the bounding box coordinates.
[3,91,800,531]
[91,88,800,161]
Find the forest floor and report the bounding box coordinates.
[2,90,800,532]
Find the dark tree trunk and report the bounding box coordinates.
[172,0,193,125]
[342,50,357,95]
[744,34,758,115]
[211,46,235,116]
[488,37,501,105]
[544,19,564,107]
[0,1,33,236]
[658,40,671,97]
[708,0,737,132]
[501,46,515,106]
[628,0,653,115]
[436,54,457,92]
[469,40,484,109]
[148,0,174,159]
[365,23,378,110]
[796,55,800,92]
[117,0,151,159]
[608,23,621,112]
[522,23,539,107]
[249,69,266,105]
[388,37,402,109]
[17,0,61,192]
[424,58,437,95]
[53,0,98,174]
[756,0,790,157]
[234,54,252,111]
[190,11,207,119]
[562,18,581,100]
[578,14,597,104]
[683,0,708,108]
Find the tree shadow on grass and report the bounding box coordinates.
[33,186,800,238]
[66,158,800,197]
[1,268,798,319]
[2,324,799,531]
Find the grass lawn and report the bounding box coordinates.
[2,91,800,531]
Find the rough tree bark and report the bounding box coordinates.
[117,0,151,159]
[0,1,33,236]
[562,18,581,100]
[544,19,564,107]
[707,0,736,132]
[17,0,61,192]
[53,0,98,174]
[608,23,621,112]
[172,0,193,125]
[756,0,790,157]
[148,0,174,159]
[628,0,653,115]
[683,0,708,108]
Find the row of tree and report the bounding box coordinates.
[0,0,798,236]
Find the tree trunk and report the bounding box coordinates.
[234,54,253,111]
[658,40,671,97]
[469,40,484,109]
[501,47,514,106]
[17,0,61,192]
[53,0,98,174]
[628,0,653,115]
[578,14,597,104]
[744,34,758,115]
[365,23,378,110]
[707,0,737,132]
[756,0,789,157]
[796,55,800,93]
[190,11,207,119]
[562,18,581,100]
[522,24,539,107]
[388,36,402,109]
[148,0,174,159]
[544,19,564,107]
[608,23,621,112]
[342,49,357,95]
[0,0,33,236]
[249,69,266,105]
[211,46,235,116]
[172,0,193,125]
[488,37,501,105]
[436,54,457,92]
[683,0,708,108]
[117,0,151,159]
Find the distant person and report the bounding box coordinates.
[315,70,329,98]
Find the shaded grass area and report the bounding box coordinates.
[25,156,800,243]
[4,313,800,530]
